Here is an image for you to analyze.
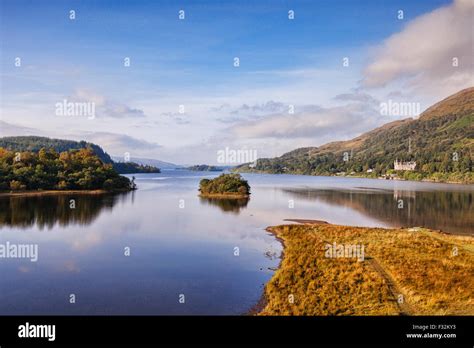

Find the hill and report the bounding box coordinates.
[236,88,474,183]
[111,156,179,169]
[0,136,160,174]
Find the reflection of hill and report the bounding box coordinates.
[0,193,129,229]
[199,196,249,214]
[281,188,474,235]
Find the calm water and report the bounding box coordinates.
[0,170,472,315]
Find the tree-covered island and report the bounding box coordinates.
[0,147,135,192]
[199,173,250,198]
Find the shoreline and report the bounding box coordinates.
[0,189,130,198]
[199,193,250,199]
[283,218,329,225]
[254,220,474,316]
[234,170,473,185]
[246,227,286,316]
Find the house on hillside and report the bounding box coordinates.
[394,159,416,171]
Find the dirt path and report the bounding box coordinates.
[367,258,415,315]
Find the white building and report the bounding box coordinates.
[394,159,416,171]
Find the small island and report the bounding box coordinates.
[199,173,250,198]
[0,147,135,194]
[113,161,160,174]
[187,164,223,172]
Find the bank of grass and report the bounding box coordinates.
[260,224,474,316]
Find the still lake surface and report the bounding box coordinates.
[0,170,472,314]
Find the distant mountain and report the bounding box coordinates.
[236,88,474,183]
[0,136,160,174]
[111,156,180,169]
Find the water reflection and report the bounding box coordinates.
[0,192,130,229]
[0,171,472,315]
[199,196,250,214]
[281,188,474,235]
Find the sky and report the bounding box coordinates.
[0,0,472,165]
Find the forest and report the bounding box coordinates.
[0,147,134,191]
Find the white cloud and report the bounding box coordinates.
[78,131,162,154]
[334,92,379,106]
[71,89,146,119]
[229,103,384,140]
[160,112,190,125]
[362,0,473,97]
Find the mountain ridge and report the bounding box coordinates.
[235,88,474,183]
[111,156,180,169]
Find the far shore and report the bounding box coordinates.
[0,189,130,198]
[255,221,474,316]
[234,170,473,185]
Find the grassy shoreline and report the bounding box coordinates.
[257,222,474,316]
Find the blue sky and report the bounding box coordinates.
[0,0,471,164]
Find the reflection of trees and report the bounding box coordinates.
[0,193,129,229]
[282,188,474,235]
[199,196,250,214]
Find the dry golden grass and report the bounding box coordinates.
[260,224,474,316]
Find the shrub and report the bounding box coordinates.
[10,180,26,191]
